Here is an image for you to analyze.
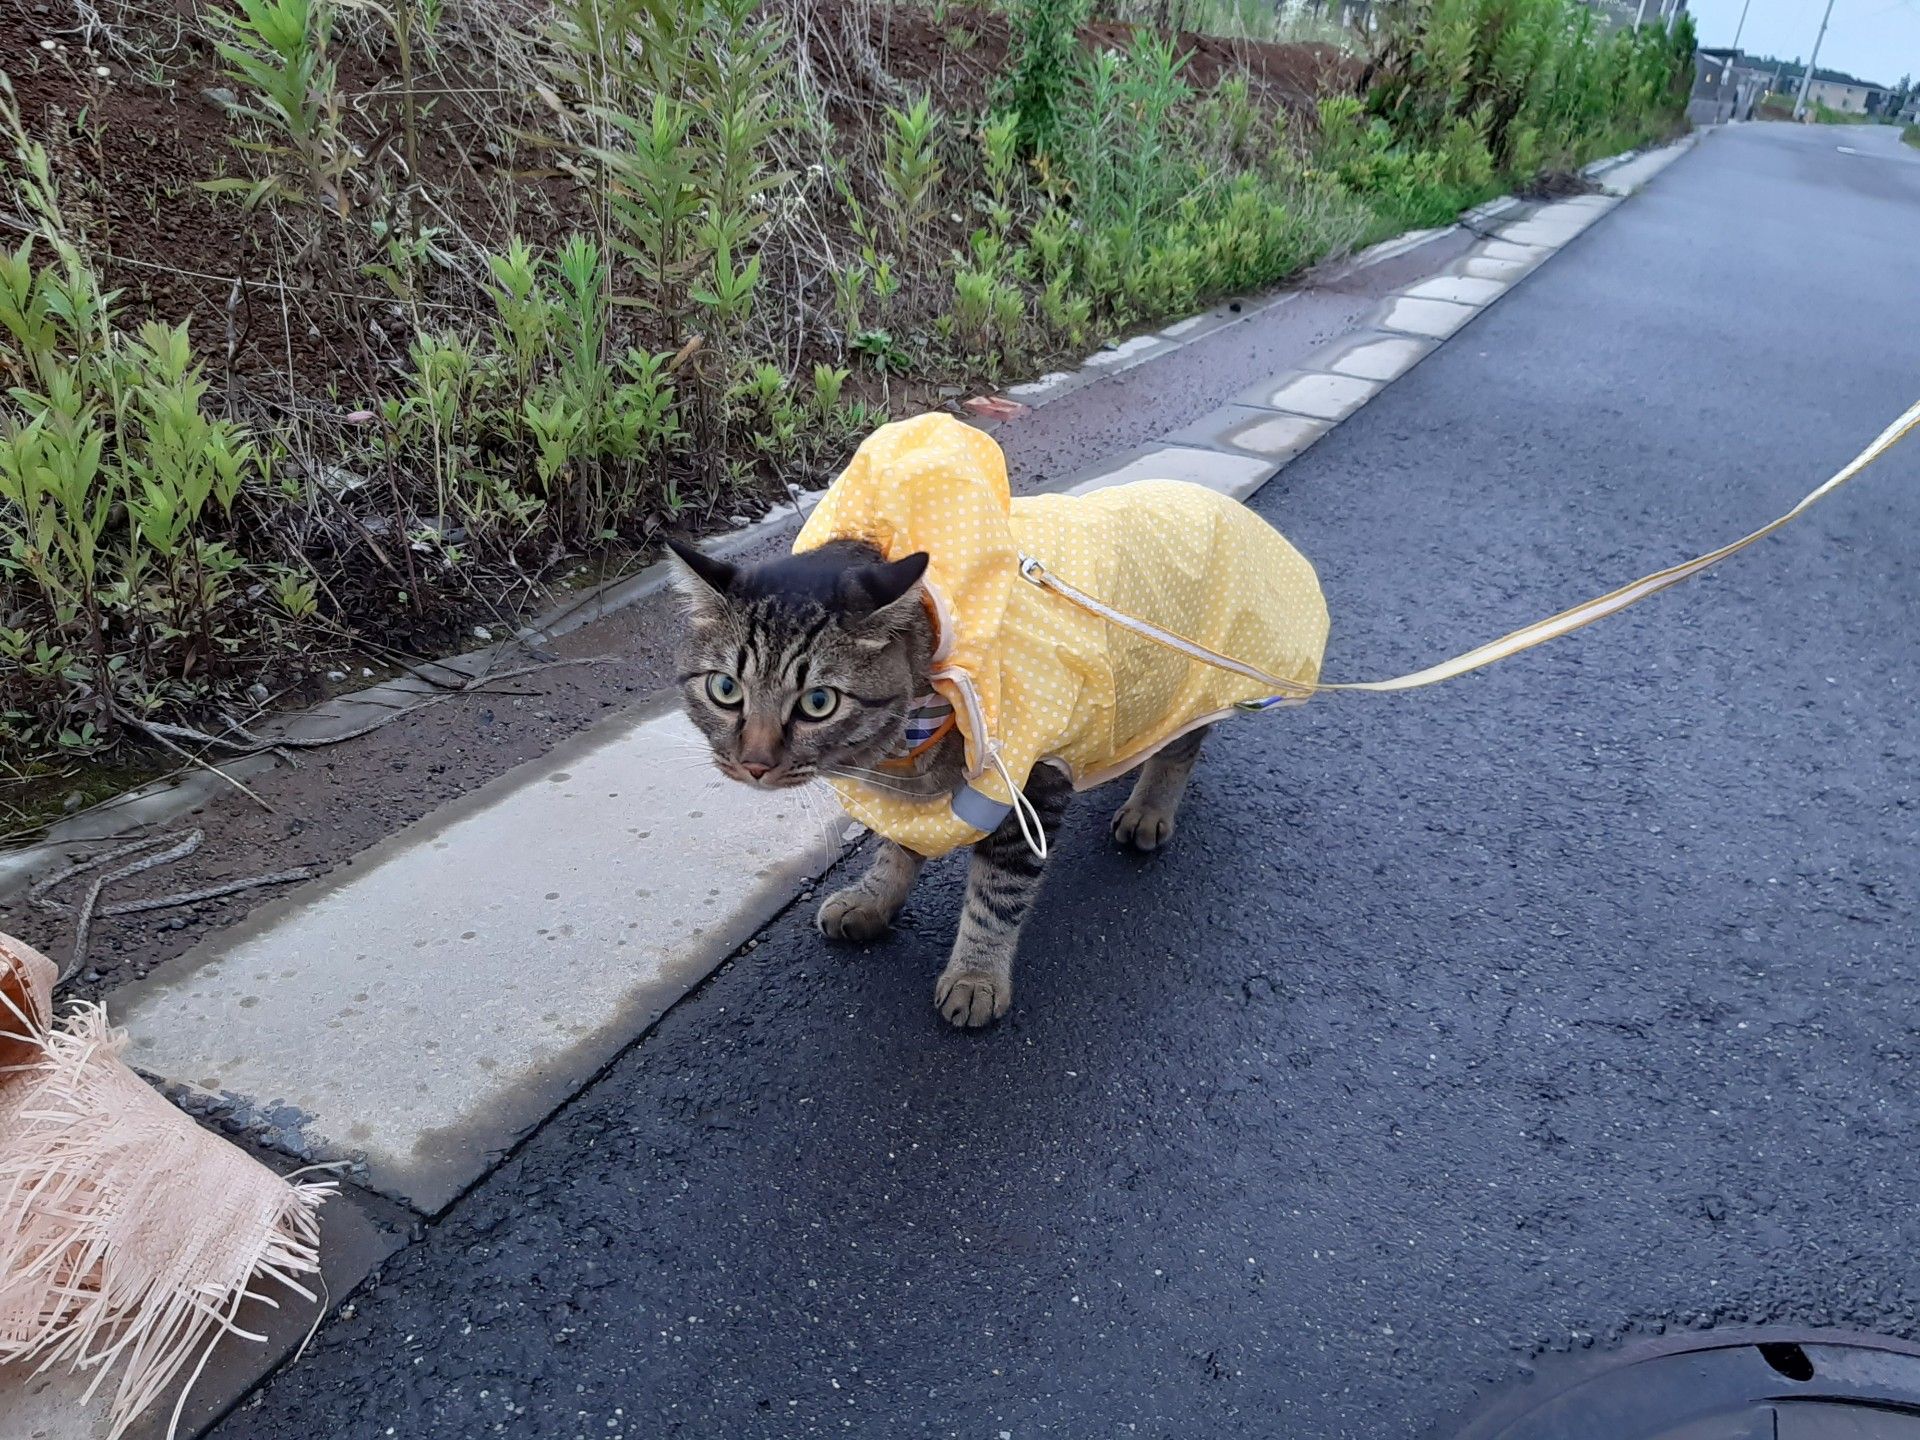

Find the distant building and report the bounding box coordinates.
[1725,60,1779,97]
[1866,86,1915,119]
[1690,47,1766,124]
[1801,77,1883,114]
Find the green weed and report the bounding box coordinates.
[0,81,272,755]
[1002,0,1085,154]
[203,0,356,217]
[881,96,946,250]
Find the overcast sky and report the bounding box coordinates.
[1687,0,1920,85]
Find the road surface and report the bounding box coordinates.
[212,122,1920,1439]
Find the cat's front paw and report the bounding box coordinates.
[1112,798,1178,852]
[817,887,896,942]
[934,966,1010,1029]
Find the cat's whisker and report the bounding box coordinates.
[826,765,912,786]
[810,786,854,843]
[662,759,733,779]
[784,779,818,834]
[828,761,935,791]
[797,783,833,837]
[825,767,924,798]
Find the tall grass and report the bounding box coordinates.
[1366,0,1695,176]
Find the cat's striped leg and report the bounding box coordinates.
[935,763,1073,1029]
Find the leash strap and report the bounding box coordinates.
[1020,396,1920,698]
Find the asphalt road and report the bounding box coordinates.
[212,123,1920,1439]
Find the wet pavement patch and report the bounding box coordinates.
[1445,1329,1920,1438]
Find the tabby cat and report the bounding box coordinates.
[668,538,1207,1029]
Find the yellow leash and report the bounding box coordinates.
[1021,396,1920,701]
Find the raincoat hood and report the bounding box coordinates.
[796,413,1329,858]
[795,413,1016,782]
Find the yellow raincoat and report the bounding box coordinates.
[795,414,1329,857]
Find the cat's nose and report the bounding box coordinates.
[741,761,772,780]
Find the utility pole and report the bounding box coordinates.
[1730,0,1752,52]
[1793,0,1837,119]
[1635,0,1650,28]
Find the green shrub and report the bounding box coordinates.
[1367,0,1694,175]
[0,98,273,757]
[394,234,689,548]
[564,0,789,354]
[988,28,1367,354]
[880,96,946,249]
[1003,0,1085,154]
[204,0,356,217]
[1314,97,1492,228]
[1811,100,1871,125]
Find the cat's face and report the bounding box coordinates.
[669,539,932,790]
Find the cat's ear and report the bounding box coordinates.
[666,538,736,618]
[837,551,929,618]
[843,552,930,648]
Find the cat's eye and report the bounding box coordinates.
[797,686,839,721]
[706,673,743,707]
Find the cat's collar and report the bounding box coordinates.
[875,691,956,773]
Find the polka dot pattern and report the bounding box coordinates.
[796,414,1330,857]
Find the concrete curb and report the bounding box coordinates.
[120,692,850,1215]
